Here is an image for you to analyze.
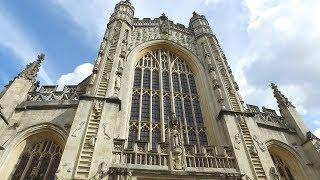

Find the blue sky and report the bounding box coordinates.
[1,0,320,136]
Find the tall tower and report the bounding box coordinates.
[56,1,135,179]
[189,12,243,112]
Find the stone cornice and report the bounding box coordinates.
[217,109,255,120]
[79,94,122,110]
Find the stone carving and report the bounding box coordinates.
[108,167,132,180]
[91,161,108,180]
[114,74,122,96]
[94,101,103,112]
[102,123,111,140]
[118,57,124,72]
[55,162,71,180]
[88,135,97,147]
[270,167,280,180]
[71,121,85,137]
[234,133,241,150]
[215,88,224,104]
[169,112,183,170]
[253,135,266,152]
[249,144,258,156]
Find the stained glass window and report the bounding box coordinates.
[11,140,63,179]
[140,126,149,142]
[141,94,150,121]
[172,73,180,92]
[162,71,170,91]
[128,126,138,148]
[188,131,197,145]
[143,69,151,89]
[152,95,160,123]
[152,128,161,150]
[134,68,142,88]
[152,70,160,90]
[130,93,140,120]
[163,95,171,124]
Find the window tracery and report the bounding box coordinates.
[129,49,208,149]
[11,140,63,179]
[270,154,295,180]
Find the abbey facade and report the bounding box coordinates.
[0,1,319,179]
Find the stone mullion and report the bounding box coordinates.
[138,63,144,141]
[169,58,175,115]
[178,72,188,145]
[149,66,153,150]
[20,151,34,179]
[44,154,55,179]
[158,51,165,142]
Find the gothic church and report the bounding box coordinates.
[0,1,319,179]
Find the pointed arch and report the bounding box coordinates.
[0,123,67,179]
[266,140,308,180]
[122,40,224,148]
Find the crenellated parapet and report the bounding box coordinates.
[26,85,79,102]
[246,104,294,131]
[109,0,135,27]
[129,16,197,55]
[189,12,213,38]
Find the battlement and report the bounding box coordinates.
[246,104,292,130]
[133,17,192,34]
[26,85,79,102]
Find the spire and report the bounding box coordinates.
[17,53,45,82]
[271,83,295,108]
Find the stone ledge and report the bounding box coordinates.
[79,95,122,110]
[217,109,255,120]
[109,165,241,178]
[16,100,79,110]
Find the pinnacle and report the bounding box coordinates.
[37,53,45,62]
[270,83,295,108]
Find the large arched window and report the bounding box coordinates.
[128,49,208,149]
[270,154,295,180]
[11,139,63,179]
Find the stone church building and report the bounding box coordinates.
[0,0,319,179]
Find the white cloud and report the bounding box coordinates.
[0,8,54,84]
[314,128,320,139]
[234,0,320,116]
[56,63,93,89]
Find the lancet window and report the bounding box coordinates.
[128,49,208,150]
[11,140,63,179]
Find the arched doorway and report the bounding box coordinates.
[268,143,307,180]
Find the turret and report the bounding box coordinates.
[0,54,44,125]
[271,83,308,140]
[189,11,213,38]
[108,0,135,27]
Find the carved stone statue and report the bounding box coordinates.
[118,57,124,71]
[114,75,121,96]
[234,133,241,150]
[91,161,108,180]
[88,135,97,147]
